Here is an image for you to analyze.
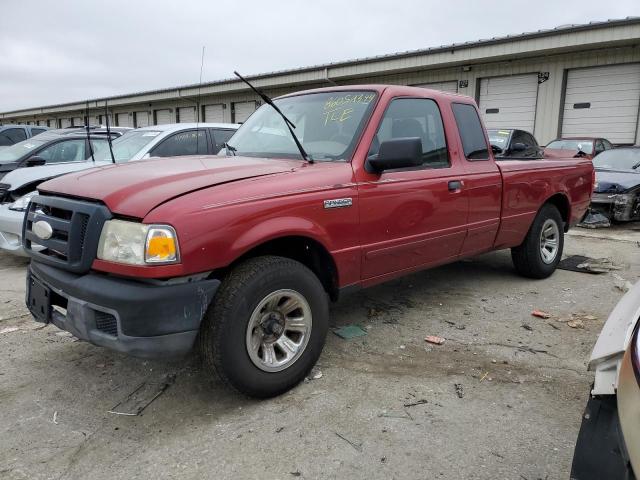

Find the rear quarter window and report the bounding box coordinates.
[451,103,489,160]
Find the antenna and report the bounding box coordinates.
[196,46,205,154]
[85,101,95,163]
[104,100,115,164]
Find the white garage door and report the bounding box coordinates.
[98,114,114,126]
[72,117,83,127]
[178,106,196,123]
[60,119,71,128]
[135,111,150,128]
[116,113,132,127]
[479,74,539,132]
[204,104,224,123]
[562,64,640,144]
[155,109,172,125]
[414,81,458,93]
[233,101,257,123]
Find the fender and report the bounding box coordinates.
[590,280,640,395]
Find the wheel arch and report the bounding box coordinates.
[543,192,571,231]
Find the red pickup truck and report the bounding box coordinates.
[23,85,593,397]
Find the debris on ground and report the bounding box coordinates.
[0,326,20,334]
[479,372,489,382]
[454,383,464,398]
[334,431,363,452]
[577,211,611,229]
[521,324,533,331]
[531,310,551,319]
[289,471,301,477]
[52,411,58,425]
[403,399,428,407]
[612,273,633,293]
[424,335,445,345]
[333,324,367,340]
[109,374,176,416]
[309,369,323,380]
[567,319,584,329]
[558,255,622,274]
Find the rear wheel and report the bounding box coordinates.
[199,256,328,398]
[511,204,564,279]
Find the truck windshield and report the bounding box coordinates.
[546,139,594,155]
[93,130,161,163]
[226,91,377,161]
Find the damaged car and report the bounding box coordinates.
[571,280,640,479]
[590,147,640,222]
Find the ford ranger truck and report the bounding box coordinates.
[22,85,594,398]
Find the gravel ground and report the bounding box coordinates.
[0,228,639,480]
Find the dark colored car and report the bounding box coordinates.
[0,125,49,147]
[590,147,640,222]
[487,128,542,158]
[544,137,614,160]
[0,127,123,179]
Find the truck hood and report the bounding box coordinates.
[594,169,640,193]
[38,155,299,218]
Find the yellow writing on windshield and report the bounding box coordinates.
[323,93,375,126]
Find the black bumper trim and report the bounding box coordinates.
[28,261,220,358]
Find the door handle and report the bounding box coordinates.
[448,180,463,192]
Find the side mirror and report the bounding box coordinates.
[511,142,526,152]
[491,144,503,154]
[366,137,422,173]
[26,156,46,167]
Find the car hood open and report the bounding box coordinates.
[38,155,300,218]
[594,169,640,193]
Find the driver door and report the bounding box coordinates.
[356,97,468,282]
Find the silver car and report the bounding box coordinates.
[571,280,640,478]
[0,123,239,255]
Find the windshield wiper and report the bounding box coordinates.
[234,71,313,164]
[223,142,237,156]
[632,161,640,170]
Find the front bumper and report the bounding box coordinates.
[591,192,640,222]
[27,261,220,358]
[0,204,37,256]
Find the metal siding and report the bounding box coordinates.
[479,74,539,132]
[203,104,224,122]
[155,109,172,125]
[60,118,71,128]
[177,106,196,123]
[561,63,640,143]
[116,113,132,127]
[412,81,458,93]
[135,111,150,127]
[233,101,257,123]
[71,117,83,127]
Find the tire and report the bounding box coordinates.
[199,255,329,398]
[511,203,564,279]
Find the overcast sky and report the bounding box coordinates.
[1,0,639,112]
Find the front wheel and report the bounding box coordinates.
[511,204,564,279]
[199,256,329,398]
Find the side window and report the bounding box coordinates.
[594,140,605,154]
[31,128,47,136]
[523,133,538,147]
[451,103,489,160]
[0,128,27,146]
[37,140,86,163]
[511,130,528,147]
[369,98,449,169]
[603,139,614,150]
[212,129,235,153]
[150,130,208,157]
[88,139,109,158]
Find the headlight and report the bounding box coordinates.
[97,220,179,265]
[8,191,37,212]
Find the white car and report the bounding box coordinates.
[571,280,640,478]
[0,123,239,255]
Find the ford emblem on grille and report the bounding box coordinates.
[33,220,53,240]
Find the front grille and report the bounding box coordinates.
[23,195,112,274]
[95,310,118,337]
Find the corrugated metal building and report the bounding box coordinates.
[2,17,640,145]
